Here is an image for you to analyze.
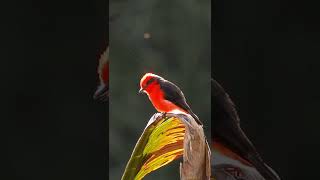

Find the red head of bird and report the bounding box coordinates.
[139,73,162,95]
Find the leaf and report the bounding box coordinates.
[121,113,185,180]
[121,113,211,180]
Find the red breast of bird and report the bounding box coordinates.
[100,60,109,85]
[212,140,253,167]
[98,49,109,85]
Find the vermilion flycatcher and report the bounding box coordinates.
[94,48,109,101]
[139,73,202,125]
[212,78,280,180]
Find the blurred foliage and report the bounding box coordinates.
[109,0,211,179]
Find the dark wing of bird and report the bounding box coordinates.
[212,78,280,180]
[159,79,190,111]
[159,79,202,125]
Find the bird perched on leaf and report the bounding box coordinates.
[212,78,280,180]
[139,73,202,125]
[94,48,109,102]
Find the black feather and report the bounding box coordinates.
[212,78,280,180]
[159,79,203,125]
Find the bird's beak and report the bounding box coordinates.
[139,88,145,94]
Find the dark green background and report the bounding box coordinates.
[109,0,211,179]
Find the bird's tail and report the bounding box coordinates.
[211,78,280,180]
[248,154,281,180]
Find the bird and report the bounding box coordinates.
[94,48,109,102]
[139,73,202,125]
[212,78,280,180]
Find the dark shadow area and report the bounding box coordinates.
[2,1,108,180]
[213,0,320,179]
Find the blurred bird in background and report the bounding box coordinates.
[212,78,280,180]
[94,48,109,102]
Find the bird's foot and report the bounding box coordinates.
[160,112,167,119]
